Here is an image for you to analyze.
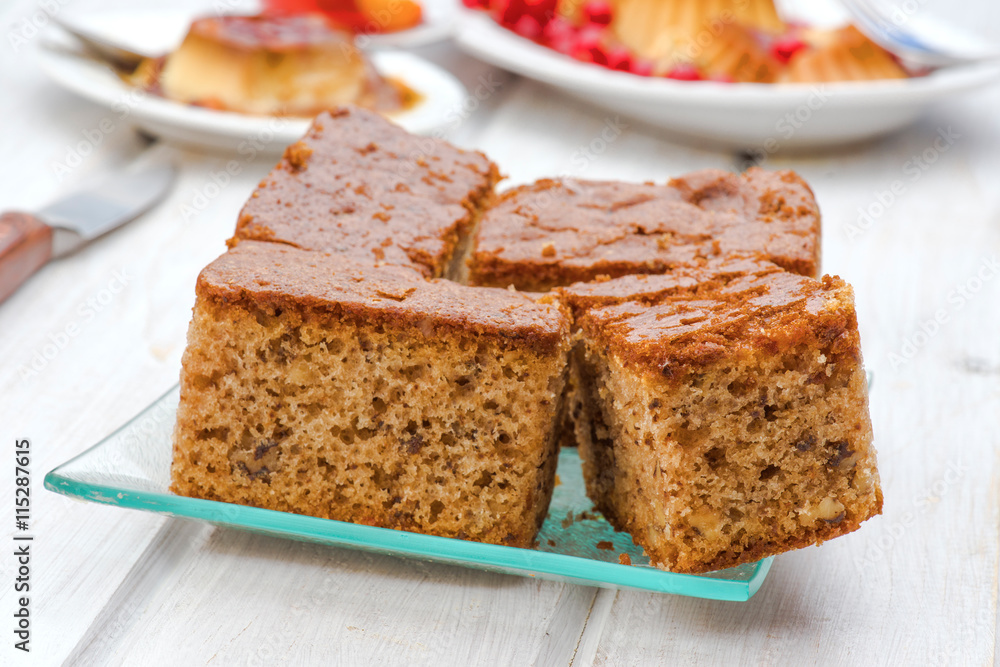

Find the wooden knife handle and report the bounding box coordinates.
[0,212,53,304]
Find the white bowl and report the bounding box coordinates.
[454,11,1000,150]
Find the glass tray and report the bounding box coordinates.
[45,386,772,601]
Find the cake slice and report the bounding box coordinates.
[171,241,571,547]
[468,168,821,292]
[233,107,500,280]
[686,21,781,83]
[566,257,882,572]
[608,0,785,63]
[779,26,907,83]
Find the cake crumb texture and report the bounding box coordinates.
[172,243,571,546]
[572,261,881,572]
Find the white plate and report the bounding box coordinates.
[353,0,457,49]
[58,4,455,54]
[454,11,1000,150]
[37,12,468,154]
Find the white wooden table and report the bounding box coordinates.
[2,0,998,664]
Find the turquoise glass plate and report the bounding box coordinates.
[45,386,772,601]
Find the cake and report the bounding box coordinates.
[484,1,912,84]
[563,256,882,573]
[684,21,780,83]
[171,241,571,547]
[233,107,500,280]
[170,107,880,568]
[607,0,785,64]
[779,26,907,83]
[135,14,406,116]
[468,168,821,292]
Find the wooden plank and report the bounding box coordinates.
[67,526,598,666]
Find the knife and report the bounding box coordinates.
[0,160,176,304]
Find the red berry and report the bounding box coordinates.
[496,0,556,28]
[573,26,603,50]
[570,25,605,63]
[513,14,541,38]
[581,0,613,26]
[629,58,654,77]
[665,63,703,81]
[549,34,575,54]
[461,0,490,8]
[606,45,632,71]
[770,36,807,64]
[541,15,574,42]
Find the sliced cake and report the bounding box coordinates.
[566,256,882,572]
[468,168,821,291]
[233,107,500,280]
[171,241,571,547]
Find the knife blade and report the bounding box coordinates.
[0,159,176,304]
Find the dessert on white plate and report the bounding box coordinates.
[455,1,1000,149]
[37,10,466,153]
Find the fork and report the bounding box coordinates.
[51,16,152,70]
[839,0,1000,67]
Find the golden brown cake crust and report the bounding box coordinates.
[233,107,500,278]
[197,241,570,353]
[570,258,881,573]
[558,254,784,317]
[468,168,820,291]
[578,266,858,383]
[171,108,880,566]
